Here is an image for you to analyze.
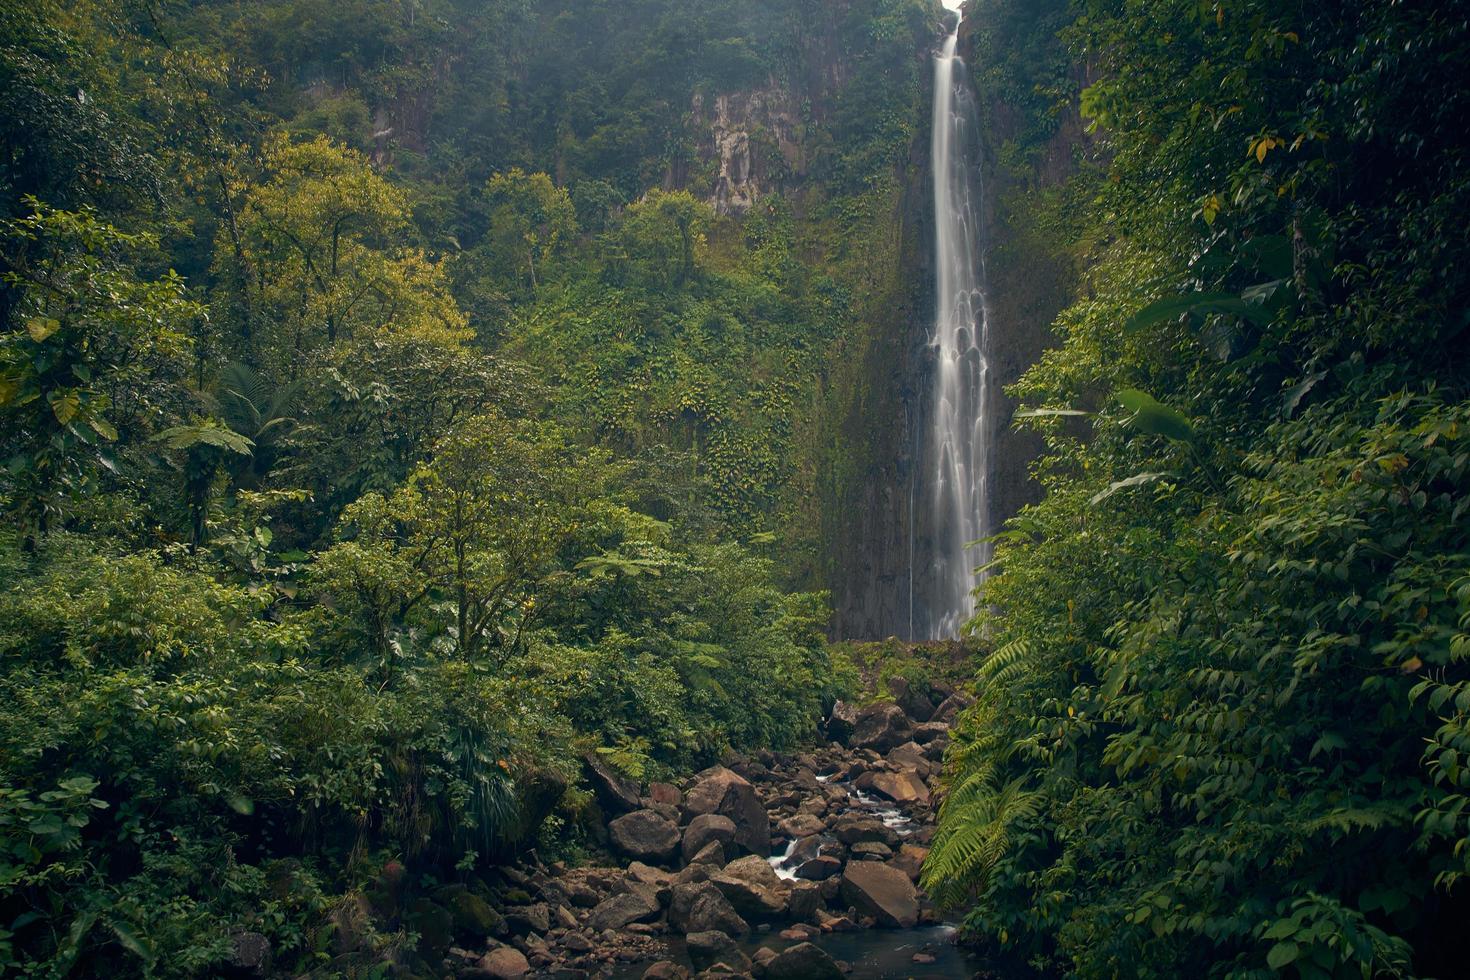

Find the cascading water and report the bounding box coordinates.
[920,7,992,640]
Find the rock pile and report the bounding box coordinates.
[373,687,969,979]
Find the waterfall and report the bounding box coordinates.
[921,12,992,640]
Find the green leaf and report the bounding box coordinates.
[1267,941,1300,969]
[1090,471,1174,505]
[109,919,155,963]
[154,424,255,456]
[1015,407,1091,419]
[25,318,61,342]
[1124,292,1237,334]
[1116,389,1195,443]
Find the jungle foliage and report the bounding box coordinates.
[926,1,1470,977]
[0,0,935,974]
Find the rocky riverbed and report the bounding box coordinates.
[430,681,974,980]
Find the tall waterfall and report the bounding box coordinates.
[920,13,992,640]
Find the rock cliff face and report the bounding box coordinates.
[693,86,805,216]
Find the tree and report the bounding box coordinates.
[0,202,197,542]
[223,135,465,371]
[477,169,577,296]
[318,412,605,663]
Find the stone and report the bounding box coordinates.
[227,931,271,976]
[886,741,933,778]
[642,962,690,980]
[776,812,826,839]
[566,881,601,907]
[912,721,950,745]
[683,766,770,857]
[753,946,779,969]
[930,692,973,725]
[669,881,750,936]
[448,890,504,942]
[649,782,683,806]
[815,909,856,932]
[554,904,580,929]
[886,675,936,723]
[627,861,675,887]
[913,952,938,964]
[831,814,897,847]
[839,862,919,928]
[505,902,552,935]
[586,888,662,932]
[889,844,929,882]
[795,854,843,881]
[610,809,682,862]
[584,753,642,814]
[786,880,822,922]
[478,945,531,979]
[689,840,727,868]
[710,855,787,919]
[855,770,930,806]
[686,931,738,972]
[683,813,738,862]
[850,703,914,752]
[764,942,844,980]
[851,840,893,860]
[825,700,858,744]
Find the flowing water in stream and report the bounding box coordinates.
[916,9,993,641]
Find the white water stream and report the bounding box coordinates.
[919,9,993,640]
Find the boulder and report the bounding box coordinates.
[583,753,641,814]
[710,855,787,919]
[855,770,930,806]
[889,844,929,882]
[504,903,551,935]
[825,701,858,744]
[649,782,683,806]
[586,886,662,932]
[447,890,503,941]
[669,881,750,936]
[683,767,771,857]
[609,809,682,862]
[777,812,826,839]
[686,931,739,972]
[689,840,727,868]
[839,862,919,928]
[682,813,738,862]
[795,855,843,881]
[831,814,898,847]
[886,742,932,778]
[477,946,531,979]
[912,722,950,745]
[642,962,690,980]
[764,942,844,980]
[227,931,272,977]
[787,880,823,922]
[850,703,913,752]
[930,692,973,725]
[851,841,893,860]
[886,676,936,723]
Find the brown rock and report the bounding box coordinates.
[683,766,770,857]
[710,856,787,919]
[851,703,914,752]
[643,962,690,980]
[889,844,929,882]
[584,753,641,814]
[649,782,683,806]
[857,770,930,806]
[609,809,682,862]
[686,931,739,972]
[689,840,728,868]
[586,887,661,932]
[930,692,973,725]
[839,862,919,928]
[669,881,750,936]
[825,700,858,744]
[683,813,738,862]
[478,945,531,979]
[764,942,844,980]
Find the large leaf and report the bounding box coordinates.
[155,424,255,456]
[1089,471,1175,505]
[1116,389,1195,443]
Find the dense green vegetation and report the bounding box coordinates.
[927,1,1470,977]
[0,0,932,974]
